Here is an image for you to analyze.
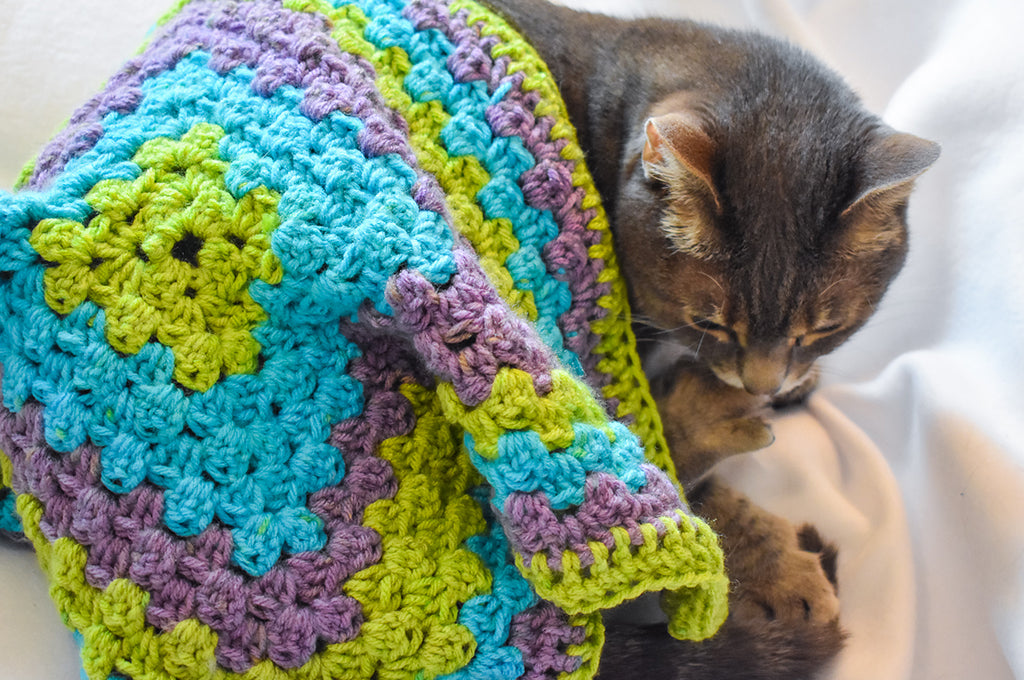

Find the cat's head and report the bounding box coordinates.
[615,85,940,398]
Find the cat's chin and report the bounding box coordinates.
[772,365,820,408]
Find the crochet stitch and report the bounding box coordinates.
[0,0,729,678]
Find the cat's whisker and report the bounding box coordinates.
[698,271,725,295]
[819,276,850,299]
[634,317,693,337]
[695,328,708,357]
[652,325,690,336]
[813,365,856,380]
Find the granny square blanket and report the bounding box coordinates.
[0,0,728,678]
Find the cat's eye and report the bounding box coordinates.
[689,317,735,342]
[795,322,844,347]
[691,317,727,332]
[811,322,843,336]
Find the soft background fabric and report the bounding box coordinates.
[1,1,1021,678]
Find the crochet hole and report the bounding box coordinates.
[444,333,477,353]
[170,231,204,267]
[82,209,99,227]
[171,380,196,397]
[433,276,455,292]
[227,234,246,250]
[88,257,105,271]
[135,245,149,263]
[184,287,197,299]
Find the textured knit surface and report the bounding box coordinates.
[0,0,728,678]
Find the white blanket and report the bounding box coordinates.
[1,1,1021,678]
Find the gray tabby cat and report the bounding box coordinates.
[483,1,939,678]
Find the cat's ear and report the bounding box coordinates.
[840,129,939,253]
[642,112,722,212]
[843,130,941,218]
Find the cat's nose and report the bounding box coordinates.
[740,347,788,396]
[741,373,782,396]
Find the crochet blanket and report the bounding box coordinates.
[0,0,728,678]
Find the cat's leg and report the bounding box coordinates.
[643,356,844,672]
[651,358,775,485]
[597,476,844,680]
[598,475,844,679]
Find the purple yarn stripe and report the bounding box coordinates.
[27,0,447,217]
[384,245,557,406]
[405,0,613,380]
[0,350,409,672]
[503,464,686,571]
[508,601,588,679]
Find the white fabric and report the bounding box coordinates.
[1,1,1021,678]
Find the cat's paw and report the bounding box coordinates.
[699,410,775,457]
[691,480,842,631]
[731,524,841,628]
[654,360,774,484]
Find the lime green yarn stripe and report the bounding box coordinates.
[28,123,282,393]
[0,448,13,491]
[560,613,603,680]
[13,158,36,191]
[7,435,481,680]
[282,0,334,16]
[11,470,479,680]
[514,510,728,638]
[11,490,223,680]
[437,368,611,460]
[317,2,539,321]
[452,0,675,480]
[327,383,489,679]
[153,0,197,31]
